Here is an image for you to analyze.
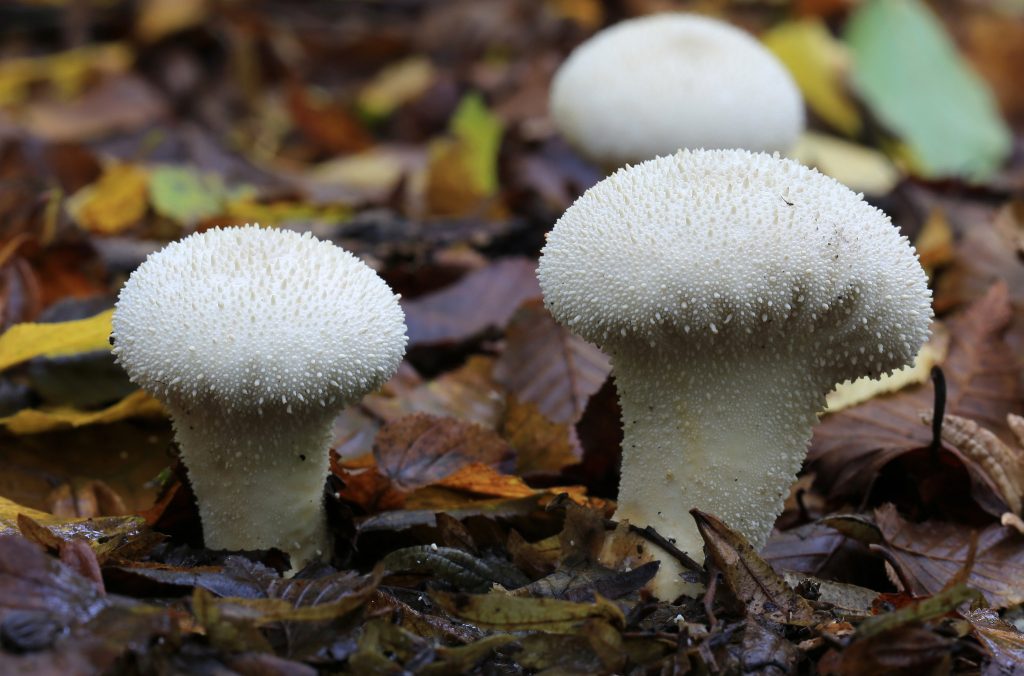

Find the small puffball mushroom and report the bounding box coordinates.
[112,226,406,569]
[538,149,932,599]
[550,14,804,169]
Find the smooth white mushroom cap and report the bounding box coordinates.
[539,149,932,387]
[550,14,805,168]
[112,225,407,413]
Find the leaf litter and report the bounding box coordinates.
[0,0,1024,672]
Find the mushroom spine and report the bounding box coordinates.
[538,149,931,599]
[112,226,407,568]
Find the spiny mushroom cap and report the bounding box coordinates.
[550,13,804,168]
[112,226,407,415]
[538,149,932,385]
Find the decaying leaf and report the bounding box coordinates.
[493,299,610,425]
[402,258,540,346]
[921,411,1024,515]
[65,162,149,235]
[432,589,623,633]
[500,397,579,474]
[0,389,165,434]
[373,413,513,492]
[693,509,818,626]
[873,503,1024,607]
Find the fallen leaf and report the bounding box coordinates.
[920,412,1024,515]
[21,75,168,142]
[0,43,133,107]
[381,544,529,591]
[825,625,952,674]
[825,322,949,413]
[0,308,113,372]
[855,584,982,638]
[135,0,209,43]
[286,83,373,156]
[500,397,580,474]
[425,93,504,217]
[402,257,541,346]
[357,57,438,120]
[874,503,1024,607]
[0,389,165,434]
[763,19,861,136]
[373,413,513,492]
[845,0,1011,178]
[788,131,900,195]
[961,608,1024,672]
[149,164,243,226]
[65,163,149,235]
[432,589,623,633]
[914,208,955,275]
[693,509,818,626]
[809,283,1022,505]
[493,299,610,425]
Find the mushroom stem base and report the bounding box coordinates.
[171,406,335,570]
[611,350,823,600]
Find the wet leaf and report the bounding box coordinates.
[432,589,623,633]
[825,625,952,674]
[874,503,1024,607]
[493,299,610,425]
[373,413,513,492]
[65,163,149,235]
[961,607,1024,672]
[402,258,540,346]
[0,309,113,372]
[381,545,529,591]
[845,0,1011,178]
[856,584,982,638]
[693,509,818,626]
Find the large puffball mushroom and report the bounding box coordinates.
[112,226,406,569]
[538,149,932,599]
[550,14,804,169]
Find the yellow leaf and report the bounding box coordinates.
[0,496,54,535]
[763,19,861,137]
[432,590,624,633]
[825,323,949,413]
[789,132,900,195]
[0,309,113,372]
[0,390,165,435]
[0,42,132,107]
[136,0,209,43]
[358,58,437,120]
[66,163,150,234]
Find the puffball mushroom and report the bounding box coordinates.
[538,149,932,599]
[550,14,804,168]
[112,226,406,569]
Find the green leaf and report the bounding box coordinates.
[845,0,1011,179]
[450,93,503,195]
[149,165,251,225]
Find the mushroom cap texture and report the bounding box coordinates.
[112,226,407,414]
[550,13,804,167]
[538,149,932,384]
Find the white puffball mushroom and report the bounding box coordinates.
[550,14,805,169]
[112,225,407,569]
[538,149,932,600]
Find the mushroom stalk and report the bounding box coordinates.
[172,406,335,567]
[611,347,822,598]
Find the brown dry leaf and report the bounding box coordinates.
[331,461,405,513]
[286,83,374,155]
[809,283,1022,503]
[874,503,1024,607]
[822,625,952,674]
[693,509,818,626]
[920,411,1024,515]
[961,12,1024,128]
[915,208,955,275]
[936,204,1024,313]
[501,397,579,474]
[65,163,149,235]
[402,257,540,347]
[21,75,168,142]
[493,299,610,425]
[373,413,513,492]
[365,356,505,429]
